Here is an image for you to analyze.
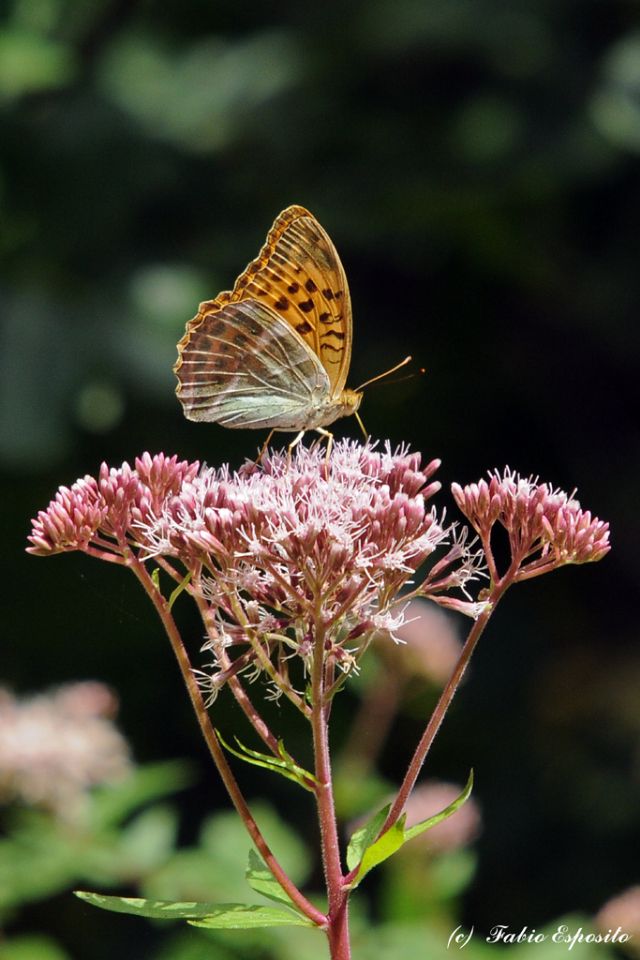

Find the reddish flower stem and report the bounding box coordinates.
[311,610,351,960]
[191,587,283,757]
[127,552,325,929]
[369,575,511,849]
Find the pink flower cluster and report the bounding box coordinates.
[143,442,454,682]
[27,453,200,556]
[28,443,468,687]
[27,445,610,694]
[452,468,610,581]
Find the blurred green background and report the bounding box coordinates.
[2,0,639,957]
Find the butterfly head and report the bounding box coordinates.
[338,388,363,419]
[308,388,362,431]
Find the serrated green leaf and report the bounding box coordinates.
[75,891,316,928]
[189,905,315,930]
[346,804,390,871]
[75,891,240,920]
[346,770,474,887]
[245,849,296,908]
[404,770,474,841]
[351,818,406,887]
[216,731,316,791]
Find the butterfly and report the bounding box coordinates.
[175,205,405,454]
[174,205,410,452]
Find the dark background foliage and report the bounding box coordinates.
[2,0,639,952]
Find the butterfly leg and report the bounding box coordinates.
[287,430,306,464]
[256,429,276,466]
[313,427,334,473]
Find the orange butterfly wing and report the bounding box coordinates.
[177,206,352,398]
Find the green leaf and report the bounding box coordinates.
[117,806,178,871]
[216,731,317,792]
[429,848,478,900]
[245,849,296,908]
[76,891,316,928]
[200,804,309,885]
[0,935,72,960]
[351,818,406,887]
[74,891,240,920]
[0,30,74,101]
[404,770,474,842]
[346,770,474,888]
[0,828,79,910]
[346,804,390,871]
[168,571,192,609]
[142,804,309,906]
[190,905,315,930]
[89,762,193,829]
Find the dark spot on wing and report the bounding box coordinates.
[287,282,300,293]
[305,278,317,293]
[319,312,331,324]
[274,296,289,310]
[299,299,314,313]
[322,289,334,300]
[209,317,226,335]
[324,330,345,341]
[296,320,313,335]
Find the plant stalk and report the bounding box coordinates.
[311,611,351,960]
[128,553,325,927]
[376,577,511,841]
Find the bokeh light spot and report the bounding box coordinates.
[74,381,125,434]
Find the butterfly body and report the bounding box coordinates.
[174,205,361,438]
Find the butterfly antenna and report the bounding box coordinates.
[376,369,426,388]
[355,355,413,392]
[354,409,368,440]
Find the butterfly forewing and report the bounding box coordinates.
[223,206,353,397]
[175,298,331,428]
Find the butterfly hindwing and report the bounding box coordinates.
[175,298,331,428]
[222,206,353,397]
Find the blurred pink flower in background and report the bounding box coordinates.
[403,780,481,853]
[391,598,463,686]
[0,682,132,821]
[596,886,640,951]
